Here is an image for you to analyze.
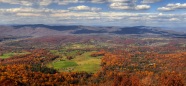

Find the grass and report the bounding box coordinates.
[0,53,14,59]
[74,64,100,73]
[65,43,96,49]
[72,52,101,73]
[52,60,78,69]
[47,51,102,73]
[0,52,29,59]
[50,50,62,55]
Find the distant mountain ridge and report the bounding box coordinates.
[0,24,185,38]
[13,24,80,31]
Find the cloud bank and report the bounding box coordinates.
[0,0,185,27]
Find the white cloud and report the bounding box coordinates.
[0,0,33,6]
[91,0,135,3]
[39,0,52,6]
[91,0,106,3]
[141,0,162,4]
[100,12,139,17]
[16,13,42,17]
[157,7,173,11]
[167,3,186,8]
[110,2,150,10]
[108,0,131,3]
[1,7,183,22]
[0,0,51,6]
[110,2,132,10]
[68,5,101,11]
[0,0,86,6]
[0,7,69,16]
[69,5,89,11]
[51,12,100,18]
[109,0,151,10]
[0,6,186,27]
[55,0,85,5]
[135,5,150,10]
[169,18,180,21]
[158,3,186,11]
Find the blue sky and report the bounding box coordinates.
[0,0,186,27]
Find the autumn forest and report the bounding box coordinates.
[0,34,185,86]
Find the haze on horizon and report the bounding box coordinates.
[0,0,186,28]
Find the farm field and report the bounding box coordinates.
[47,51,101,73]
[0,52,30,59]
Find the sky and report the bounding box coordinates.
[0,0,186,27]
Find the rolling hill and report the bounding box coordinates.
[0,24,185,39]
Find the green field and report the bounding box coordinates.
[47,51,102,73]
[52,60,78,69]
[72,52,101,73]
[64,43,96,49]
[0,52,30,59]
[0,53,14,59]
[50,50,63,57]
[50,49,84,59]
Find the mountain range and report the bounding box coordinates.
[0,24,185,39]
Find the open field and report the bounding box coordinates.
[64,43,96,49]
[0,52,30,59]
[47,51,102,73]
